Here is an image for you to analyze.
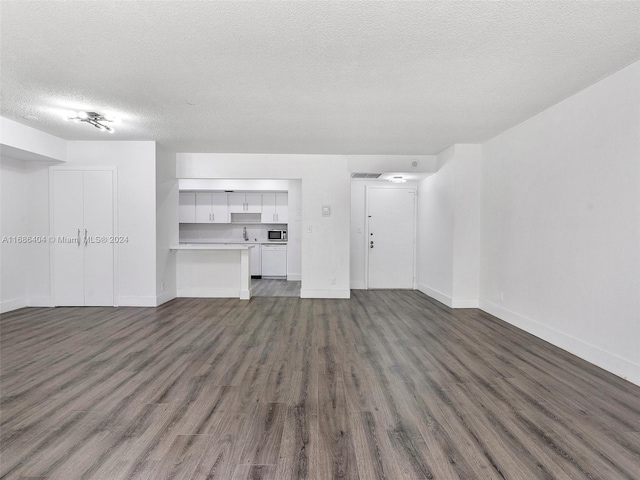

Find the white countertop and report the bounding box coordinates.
[171,243,256,250]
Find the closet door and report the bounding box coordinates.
[51,168,115,306]
[83,171,114,306]
[52,170,85,306]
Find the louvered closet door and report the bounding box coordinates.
[52,170,85,306]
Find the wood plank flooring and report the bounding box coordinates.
[1,290,639,479]
[251,279,301,297]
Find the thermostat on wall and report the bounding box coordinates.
[322,205,331,217]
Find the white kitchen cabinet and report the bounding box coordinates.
[261,192,288,224]
[179,192,196,223]
[51,168,115,306]
[228,192,262,213]
[195,192,228,223]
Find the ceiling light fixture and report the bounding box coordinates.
[68,111,115,133]
[389,176,407,183]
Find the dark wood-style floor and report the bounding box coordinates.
[251,279,301,297]
[1,291,639,479]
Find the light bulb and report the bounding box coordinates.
[389,176,407,184]
[77,111,88,119]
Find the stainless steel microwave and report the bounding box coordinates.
[268,230,287,241]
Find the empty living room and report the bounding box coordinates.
[1,1,639,479]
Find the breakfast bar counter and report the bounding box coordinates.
[171,243,255,300]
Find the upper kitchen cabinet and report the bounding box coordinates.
[179,192,196,223]
[228,192,262,213]
[195,192,229,223]
[262,192,288,224]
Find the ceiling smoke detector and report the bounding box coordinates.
[68,111,115,133]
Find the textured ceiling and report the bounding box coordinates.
[1,1,640,155]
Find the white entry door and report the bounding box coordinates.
[366,186,416,289]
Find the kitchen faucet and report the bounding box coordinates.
[243,226,248,241]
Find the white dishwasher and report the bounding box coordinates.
[261,243,287,278]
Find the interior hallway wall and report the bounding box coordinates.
[480,60,640,385]
[417,144,481,307]
[156,143,178,305]
[0,156,27,312]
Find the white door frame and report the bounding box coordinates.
[49,166,119,306]
[364,185,418,290]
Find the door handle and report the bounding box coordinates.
[77,228,81,246]
[212,213,215,221]
[84,229,88,246]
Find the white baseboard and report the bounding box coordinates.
[118,296,158,307]
[177,288,239,298]
[300,288,351,299]
[451,298,479,308]
[417,283,453,307]
[417,283,478,309]
[479,299,640,387]
[27,296,54,307]
[156,291,176,306]
[350,281,366,290]
[1,297,28,313]
[287,274,301,281]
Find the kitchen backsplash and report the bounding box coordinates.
[180,223,287,243]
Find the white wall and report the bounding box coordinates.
[177,154,351,298]
[287,179,302,281]
[156,144,178,305]
[179,179,290,191]
[66,141,158,306]
[480,60,640,385]
[452,144,482,303]
[0,156,28,312]
[417,149,455,303]
[0,117,66,162]
[347,155,437,178]
[24,162,52,305]
[417,144,481,307]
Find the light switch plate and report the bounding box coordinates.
[322,205,331,217]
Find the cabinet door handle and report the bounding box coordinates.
[212,213,215,222]
[77,228,81,247]
[84,229,88,246]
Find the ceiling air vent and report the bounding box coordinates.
[351,173,382,179]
